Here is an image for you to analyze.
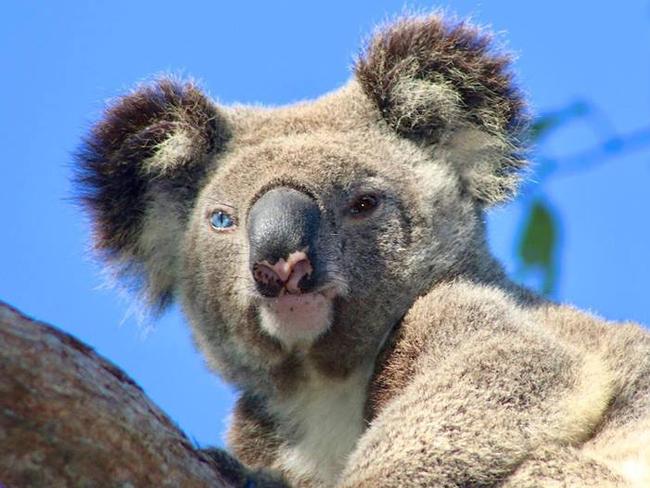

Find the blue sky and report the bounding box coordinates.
[2,1,649,448]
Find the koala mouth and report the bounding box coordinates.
[257,287,337,349]
[269,286,337,313]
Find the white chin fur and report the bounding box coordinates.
[259,293,333,349]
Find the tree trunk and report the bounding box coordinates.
[0,301,233,488]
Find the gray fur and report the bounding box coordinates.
[77,14,650,488]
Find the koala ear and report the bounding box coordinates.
[76,78,230,311]
[355,15,528,205]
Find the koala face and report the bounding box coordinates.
[180,103,484,388]
[77,16,526,393]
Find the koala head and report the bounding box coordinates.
[77,16,526,393]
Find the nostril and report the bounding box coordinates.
[253,263,282,287]
[252,263,285,297]
[285,258,313,294]
[252,251,314,296]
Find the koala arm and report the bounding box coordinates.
[339,286,621,487]
[340,333,619,487]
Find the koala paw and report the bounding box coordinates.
[201,448,289,488]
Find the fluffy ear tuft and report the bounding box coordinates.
[75,78,230,310]
[355,15,528,204]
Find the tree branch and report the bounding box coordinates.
[0,301,234,488]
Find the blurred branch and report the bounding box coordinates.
[528,101,590,142]
[539,125,650,180]
[514,100,650,296]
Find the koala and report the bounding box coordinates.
[76,14,650,488]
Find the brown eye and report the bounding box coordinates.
[349,194,380,217]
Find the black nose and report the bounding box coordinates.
[247,187,320,297]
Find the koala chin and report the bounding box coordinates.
[77,13,650,488]
[258,288,336,349]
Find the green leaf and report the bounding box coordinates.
[528,115,561,141]
[516,199,559,295]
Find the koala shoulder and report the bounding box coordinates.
[532,303,650,417]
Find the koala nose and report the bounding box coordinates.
[248,187,320,297]
[252,251,313,296]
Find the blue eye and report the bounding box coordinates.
[210,210,235,230]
